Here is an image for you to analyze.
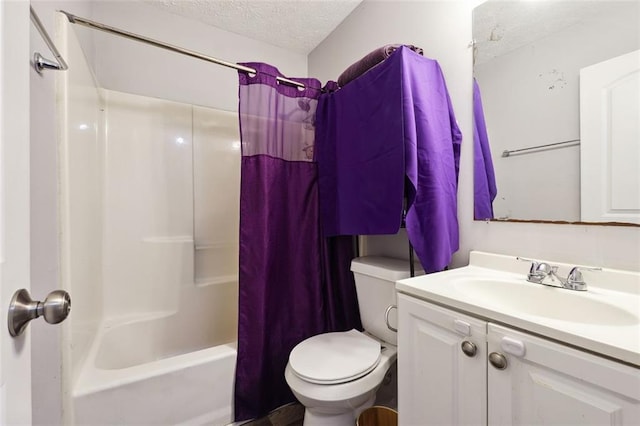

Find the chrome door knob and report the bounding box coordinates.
[461,341,477,357]
[489,352,508,370]
[8,289,71,337]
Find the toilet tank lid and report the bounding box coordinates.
[351,256,424,281]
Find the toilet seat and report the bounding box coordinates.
[289,329,381,385]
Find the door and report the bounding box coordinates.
[0,0,33,424]
[580,49,640,224]
[488,324,640,425]
[397,294,487,425]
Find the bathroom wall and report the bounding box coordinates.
[89,0,308,112]
[309,0,640,272]
[474,5,639,222]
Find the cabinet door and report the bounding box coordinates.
[398,294,487,425]
[488,324,640,425]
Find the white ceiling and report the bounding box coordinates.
[473,1,639,66]
[143,0,362,54]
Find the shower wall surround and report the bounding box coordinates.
[63,86,241,424]
[309,0,640,272]
[193,107,241,284]
[101,90,241,318]
[57,14,104,406]
[101,90,194,318]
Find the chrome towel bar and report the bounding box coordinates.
[502,138,580,157]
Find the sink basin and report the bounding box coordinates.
[452,277,639,326]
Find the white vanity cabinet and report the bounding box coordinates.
[397,293,487,425]
[398,293,640,426]
[488,324,640,425]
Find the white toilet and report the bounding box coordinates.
[285,256,421,425]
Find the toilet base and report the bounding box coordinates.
[302,395,375,426]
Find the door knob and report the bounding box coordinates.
[8,289,71,337]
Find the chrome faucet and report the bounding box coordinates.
[517,257,601,291]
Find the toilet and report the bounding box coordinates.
[285,256,421,425]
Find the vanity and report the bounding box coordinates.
[395,251,640,425]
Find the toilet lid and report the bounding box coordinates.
[289,329,381,385]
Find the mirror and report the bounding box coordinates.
[472,1,640,225]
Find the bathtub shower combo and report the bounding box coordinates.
[59,18,240,424]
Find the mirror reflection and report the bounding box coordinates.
[473,0,640,225]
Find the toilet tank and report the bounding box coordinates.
[351,256,423,345]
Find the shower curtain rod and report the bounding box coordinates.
[58,10,308,90]
[32,6,69,72]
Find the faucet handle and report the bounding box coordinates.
[516,256,539,271]
[517,257,539,280]
[517,257,552,282]
[566,266,602,291]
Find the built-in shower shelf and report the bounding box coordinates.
[195,275,238,287]
[142,236,194,243]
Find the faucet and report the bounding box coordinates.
[517,257,601,291]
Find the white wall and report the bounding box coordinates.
[475,4,639,221]
[89,1,308,111]
[309,0,640,272]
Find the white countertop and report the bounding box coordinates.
[396,251,640,367]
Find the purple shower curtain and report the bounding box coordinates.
[234,63,362,421]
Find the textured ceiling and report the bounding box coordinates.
[143,0,362,53]
[473,1,639,65]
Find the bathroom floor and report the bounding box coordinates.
[242,403,304,426]
[241,363,398,426]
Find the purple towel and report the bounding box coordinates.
[317,47,462,273]
[337,44,424,87]
[473,79,497,220]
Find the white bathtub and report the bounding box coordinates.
[72,280,238,425]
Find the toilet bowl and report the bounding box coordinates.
[284,331,397,425]
[284,256,420,425]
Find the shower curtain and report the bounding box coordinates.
[234,63,362,421]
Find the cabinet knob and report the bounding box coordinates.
[489,352,508,370]
[461,340,477,357]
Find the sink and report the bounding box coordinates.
[396,251,640,366]
[452,277,639,326]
